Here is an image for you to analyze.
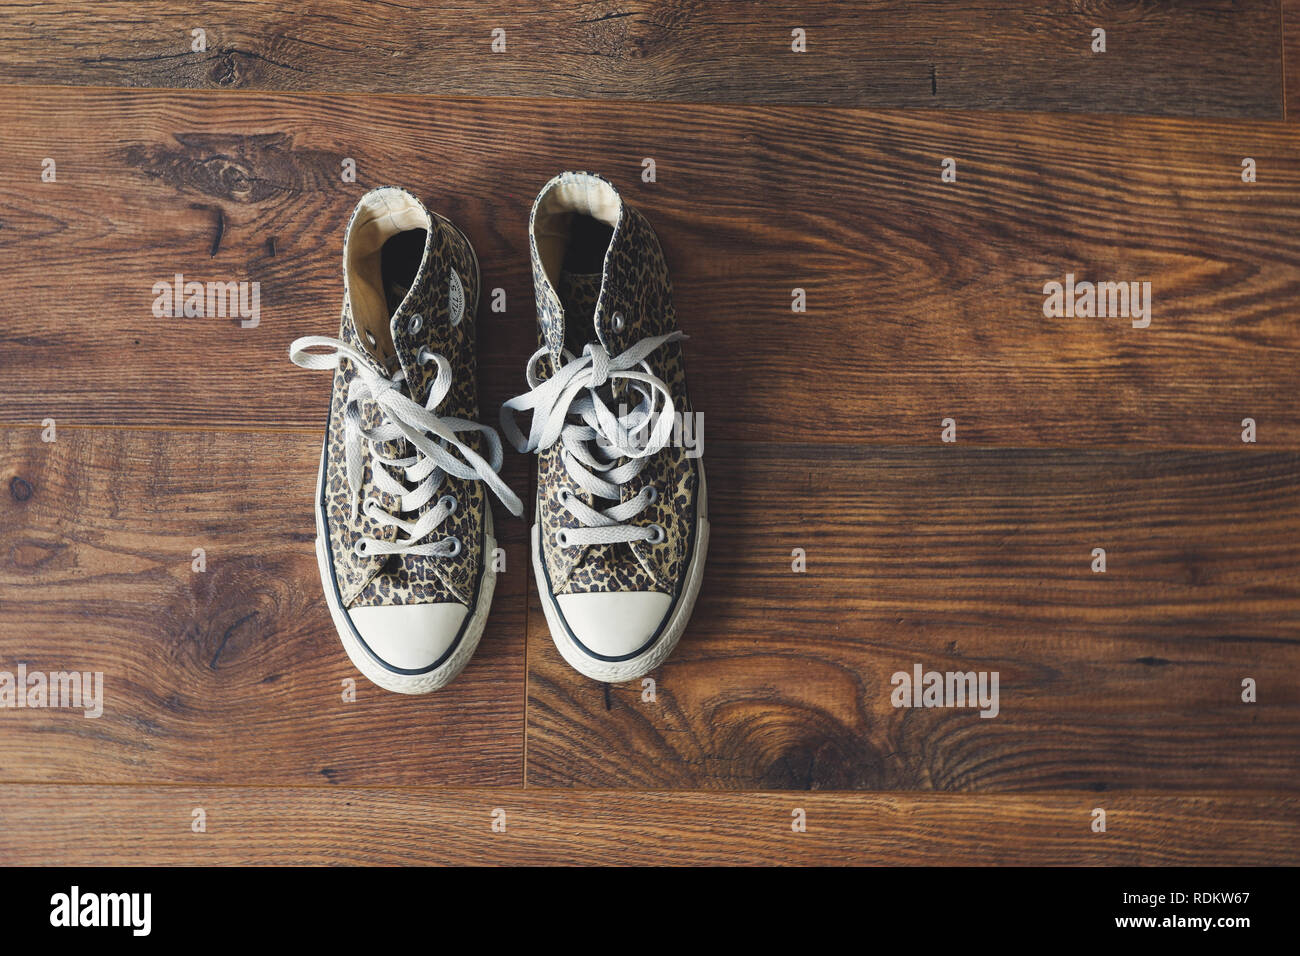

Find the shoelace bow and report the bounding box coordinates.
[501,332,684,548]
[290,335,523,559]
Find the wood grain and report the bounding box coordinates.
[527,443,1300,790]
[1287,0,1300,120]
[1,88,1298,446]
[0,13,1296,866]
[0,426,528,785]
[0,1,1282,117]
[8,428,1294,794]
[0,786,1294,865]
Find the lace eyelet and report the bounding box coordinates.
[364,330,377,347]
[611,311,626,332]
[646,524,665,545]
[354,539,370,555]
[645,486,659,504]
[555,529,570,548]
[557,489,572,505]
[407,313,423,334]
[439,494,458,515]
[418,346,434,364]
[444,536,462,558]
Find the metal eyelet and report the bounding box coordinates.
[557,489,572,505]
[611,311,626,332]
[444,536,462,558]
[646,524,665,545]
[645,486,659,504]
[354,539,369,555]
[407,313,423,334]
[364,330,377,346]
[439,494,458,515]
[418,346,434,364]
[555,529,570,548]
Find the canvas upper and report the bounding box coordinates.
[291,186,521,690]
[503,172,707,676]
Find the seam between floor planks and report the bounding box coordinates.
[0,782,1295,795]
[0,80,1295,122]
[522,452,532,788]
[1,422,1291,454]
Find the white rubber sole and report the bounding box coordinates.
[532,463,709,683]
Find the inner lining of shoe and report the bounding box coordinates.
[533,176,620,321]
[345,188,431,365]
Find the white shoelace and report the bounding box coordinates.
[501,332,683,548]
[290,335,523,558]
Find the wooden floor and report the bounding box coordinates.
[1,2,1297,865]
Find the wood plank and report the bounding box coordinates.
[1,88,1298,446]
[0,1,1281,117]
[10,428,1293,793]
[0,426,528,785]
[0,785,1294,865]
[526,444,1300,790]
[1287,0,1300,120]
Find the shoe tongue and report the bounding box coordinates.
[559,270,603,350]
[560,269,631,475]
[376,280,412,373]
[386,276,412,315]
[387,223,453,399]
[345,269,435,492]
[559,268,619,398]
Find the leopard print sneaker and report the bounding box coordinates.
[502,172,709,683]
[290,187,522,694]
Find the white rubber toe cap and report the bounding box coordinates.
[554,591,672,658]
[347,602,469,672]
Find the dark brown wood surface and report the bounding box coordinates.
[2,89,1298,446]
[1,786,1295,865]
[0,4,1297,867]
[0,426,528,785]
[527,444,1300,790]
[0,1,1282,117]
[5,425,1295,793]
[1287,0,1300,120]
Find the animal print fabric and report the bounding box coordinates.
[528,173,701,598]
[322,193,486,610]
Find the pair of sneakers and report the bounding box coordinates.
[288,173,709,692]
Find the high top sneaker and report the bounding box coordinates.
[290,187,522,694]
[502,172,709,683]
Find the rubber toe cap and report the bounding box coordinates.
[348,602,468,672]
[554,590,672,659]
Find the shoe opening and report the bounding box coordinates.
[345,187,432,365]
[532,173,622,308]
